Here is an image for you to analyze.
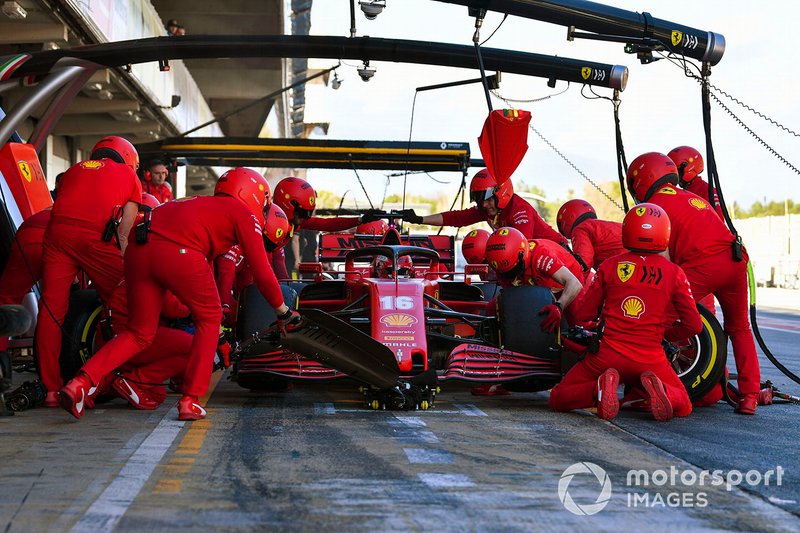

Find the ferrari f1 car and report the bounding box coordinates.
[231,216,728,410]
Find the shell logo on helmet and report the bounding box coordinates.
[617,261,636,283]
[621,296,645,318]
[689,198,709,210]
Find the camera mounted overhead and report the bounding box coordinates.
[357,60,376,81]
[359,0,386,20]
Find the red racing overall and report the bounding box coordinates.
[79,195,284,398]
[490,239,584,321]
[550,252,701,416]
[36,159,141,394]
[215,245,288,325]
[89,280,192,405]
[0,209,50,350]
[570,218,625,273]
[441,194,567,245]
[650,186,760,396]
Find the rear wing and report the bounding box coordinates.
[319,233,455,269]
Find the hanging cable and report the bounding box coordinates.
[699,62,800,386]
[480,13,508,45]
[348,161,374,209]
[472,9,493,114]
[401,91,419,212]
[612,90,629,212]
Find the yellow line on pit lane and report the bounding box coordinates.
[153,370,225,494]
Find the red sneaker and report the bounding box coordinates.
[178,395,207,421]
[470,384,511,396]
[59,372,93,419]
[86,373,116,410]
[735,394,757,415]
[112,375,160,410]
[596,368,620,420]
[43,391,60,407]
[640,371,673,421]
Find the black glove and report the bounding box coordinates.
[360,209,384,224]
[399,209,423,224]
[277,308,304,333]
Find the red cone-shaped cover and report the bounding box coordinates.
[478,108,531,186]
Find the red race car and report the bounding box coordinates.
[231,215,727,410]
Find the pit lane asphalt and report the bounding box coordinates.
[1,309,799,531]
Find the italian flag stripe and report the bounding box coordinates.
[0,55,31,81]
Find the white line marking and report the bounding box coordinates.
[314,402,336,414]
[69,408,185,533]
[403,448,454,464]
[394,430,439,444]
[454,403,488,417]
[758,326,800,335]
[418,473,475,488]
[388,416,426,427]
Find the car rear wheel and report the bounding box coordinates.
[672,304,727,402]
[58,289,103,381]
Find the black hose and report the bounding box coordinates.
[699,63,800,386]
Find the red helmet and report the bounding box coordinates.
[140,193,161,210]
[626,152,679,202]
[462,229,490,264]
[214,167,270,224]
[622,203,671,253]
[356,219,389,235]
[372,254,414,278]
[485,227,528,273]
[91,136,139,171]
[274,177,317,224]
[469,168,514,210]
[262,204,290,251]
[668,146,704,186]
[557,199,597,239]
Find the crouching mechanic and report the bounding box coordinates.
[627,152,761,414]
[485,227,584,328]
[402,169,568,246]
[60,167,301,421]
[549,204,701,421]
[473,227,583,396]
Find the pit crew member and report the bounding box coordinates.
[36,136,142,405]
[627,152,761,415]
[59,167,299,421]
[401,169,567,246]
[556,199,624,275]
[549,203,701,421]
[485,227,584,329]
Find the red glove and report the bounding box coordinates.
[538,303,562,333]
[278,309,304,334]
